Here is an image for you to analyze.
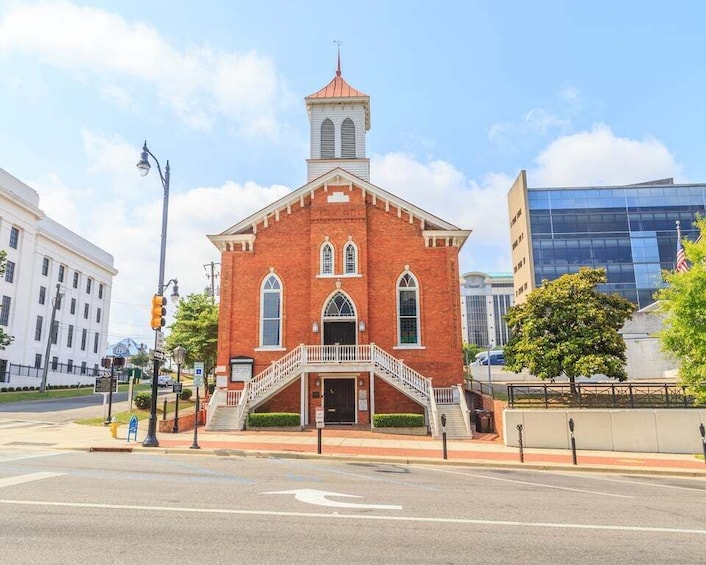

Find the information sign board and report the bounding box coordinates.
[193,362,205,386]
[172,382,183,394]
[94,376,117,394]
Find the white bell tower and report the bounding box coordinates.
[305,53,370,182]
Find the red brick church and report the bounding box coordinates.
[207,60,471,436]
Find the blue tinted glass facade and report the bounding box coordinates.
[528,184,706,309]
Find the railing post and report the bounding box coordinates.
[629,384,634,408]
[509,384,514,407]
[577,384,582,409]
[301,344,307,364]
[543,385,548,409]
[611,384,616,408]
[664,384,670,407]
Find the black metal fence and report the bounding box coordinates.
[0,361,108,383]
[506,382,700,409]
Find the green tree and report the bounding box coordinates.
[656,216,706,403]
[462,342,483,366]
[0,251,14,350]
[165,293,218,392]
[504,268,635,392]
[130,347,149,378]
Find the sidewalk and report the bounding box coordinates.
[2,418,705,477]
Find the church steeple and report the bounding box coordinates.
[305,53,370,182]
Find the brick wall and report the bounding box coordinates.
[216,178,465,422]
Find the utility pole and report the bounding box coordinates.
[40,284,63,393]
[203,262,220,303]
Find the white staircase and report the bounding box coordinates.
[208,344,459,437]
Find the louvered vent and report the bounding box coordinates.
[341,118,356,158]
[321,119,334,158]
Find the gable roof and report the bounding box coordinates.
[208,168,471,249]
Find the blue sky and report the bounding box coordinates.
[0,0,704,346]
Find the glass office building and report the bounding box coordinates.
[508,173,705,309]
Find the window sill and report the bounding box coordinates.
[315,274,362,278]
[393,345,426,350]
[254,347,287,352]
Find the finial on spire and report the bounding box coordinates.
[333,40,342,76]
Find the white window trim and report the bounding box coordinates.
[260,273,283,348]
[343,241,358,275]
[396,271,421,346]
[320,242,334,275]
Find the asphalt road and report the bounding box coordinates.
[0,389,171,422]
[0,449,703,564]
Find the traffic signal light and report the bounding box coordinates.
[150,294,166,330]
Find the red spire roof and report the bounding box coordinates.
[306,73,368,99]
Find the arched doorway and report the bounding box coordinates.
[322,292,356,346]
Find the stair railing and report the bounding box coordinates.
[457,383,472,437]
[370,344,431,400]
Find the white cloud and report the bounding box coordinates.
[531,124,681,186]
[32,130,292,343]
[370,125,682,276]
[0,1,288,135]
[371,153,513,274]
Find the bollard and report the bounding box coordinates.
[569,417,577,465]
[517,424,524,463]
[317,427,322,454]
[162,398,168,421]
[700,423,706,466]
[441,413,448,460]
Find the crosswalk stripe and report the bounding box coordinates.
[0,472,65,488]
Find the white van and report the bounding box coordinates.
[473,350,505,366]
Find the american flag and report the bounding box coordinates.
[676,221,689,273]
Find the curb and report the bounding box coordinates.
[64,444,706,478]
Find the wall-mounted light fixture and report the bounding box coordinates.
[312,321,319,333]
[359,379,364,387]
[315,378,321,387]
[358,320,366,332]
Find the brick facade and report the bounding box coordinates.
[209,70,469,430]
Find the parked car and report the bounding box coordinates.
[157,375,175,387]
[473,350,506,366]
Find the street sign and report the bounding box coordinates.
[172,382,183,394]
[152,349,165,361]
[155,331,164,351]
[193,362,205,386]
[315,406,325,429]
[94,376,117,394]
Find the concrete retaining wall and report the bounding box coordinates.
[503,408,706,454]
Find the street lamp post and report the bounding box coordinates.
[172,345,186,433]
[137,141,174,448]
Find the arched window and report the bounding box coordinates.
[320,242,334,275]
[325,292,355,318]
[341,118,356,158]
[321,119,334,158]
[397,272,420,345]
[260,274,282,347]
[343,241,357,274]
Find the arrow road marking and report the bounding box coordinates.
[264,489,402,510]
[0,472,65,488]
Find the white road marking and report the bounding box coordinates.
[0,451,63,463]
[417,466,633,498]
[557,473,706,492]
[0,499,703,535]
[264,488,402,510]
[0,472,65,488]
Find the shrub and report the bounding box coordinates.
[248,412,300,427]
[0,387,6,393]
[373,413,425,428]
[179,388,193,401]
[134,392,151,410]
[22,386,29,391]
[7,387,14,392]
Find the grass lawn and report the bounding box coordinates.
[75,398,196,426]
[0,383,152,404]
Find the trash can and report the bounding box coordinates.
[475,410,493,433]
